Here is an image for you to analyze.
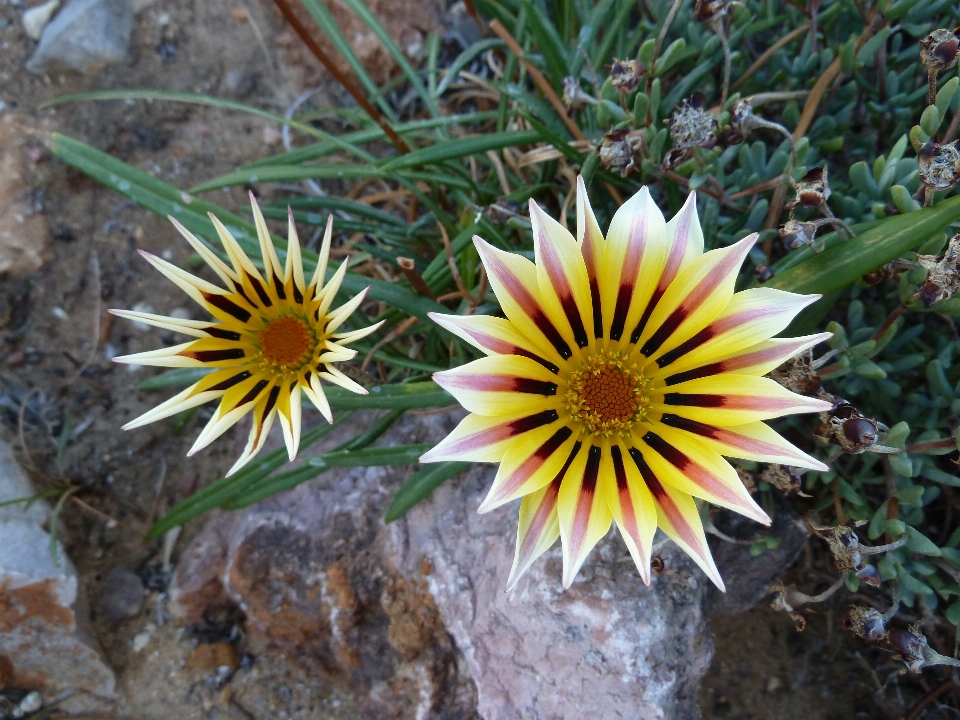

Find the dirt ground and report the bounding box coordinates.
[0,0,952,718]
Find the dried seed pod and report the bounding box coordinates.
[817,525,866,572]
[759,464,810,497]
[792,166,831,208]
[599,129,637,177]
[816,401,896,454]
[668,94,718,154]
[886,622,960,673]
[610,59,643,94]
[486,198,523,226]
[769,583,812,630]
[918,140,960,192]
[650,557,665,574]
[755,264,774,283]
[562,76,596,116]
[694,0,739,24]
[767,350,821,394]
[919,28,960,72]
[842,606,889,644]
[915,233,960,308]
[779,218,820,251]
[854,563,882,587]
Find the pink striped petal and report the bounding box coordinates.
[635,234,757,363]
[479,423,580,513]
[420,408,562,463]
[603,442,658,585]
[428,312,563,375]
[596,186,669,342]
[652,374,832,426]
[653,288,821,378]
[575,177,604,339]
[627,446,725,591]
[657,416,828,471]
[506,477,563,591]
[557,443,615,588]
[474,237,574,363]
[434,354,561,417]
[638,427,769,525]
[530,199,594,352]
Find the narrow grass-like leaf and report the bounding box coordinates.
[189,165,475,194]
[380,130,540,170]
[435,39,506,97]
[385,461,470,522]
[768,196,960,295]
[138,367,213,390]
[322,382,454,410]
[146,413,354,538]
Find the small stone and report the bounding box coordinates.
[98,568,144,622]
[131,623,155,652]
[17,691,41,714]
[224,68,255,97]
[766,677,782,693]
[186,642,240,675]
[22,0,60,41]
[0,114,51,275]
[5,352,25,368]
[27,0,134,75]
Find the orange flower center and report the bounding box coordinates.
[565,351,649,437]
[258,315,313,368]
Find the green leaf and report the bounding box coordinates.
[385,461,470,522]
[137,367,213,390]
[895,485,925,505]
[907,526,942,556]
[380,130,540,171]
[899,570,934,596]
[322,382,453,410]
[765,195,960,295]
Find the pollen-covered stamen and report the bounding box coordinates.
[565,351,650,436]
[257,315,314,369]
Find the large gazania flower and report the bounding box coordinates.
[422,178,832,591]
[112,194,381,476]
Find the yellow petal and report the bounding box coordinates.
[428,312,561,374]
[249,191,284,282]
[575,176,604,340]
[109,309,214,338]
[603,442,658,585]
[169,216,239,286]
[652,373,832,426]
[284,206,306,295]
[433,354,560,417]
[506,478,562,591]
[557,443,614,587]
[420,409,562,463]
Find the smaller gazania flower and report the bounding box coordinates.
[422,178,832,591]
[112,194,381,475]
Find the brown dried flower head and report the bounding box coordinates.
[816,400,896,455]
[668,94,718,153]
[793,166,831,208]
[779,218,820,252]
[755,264,774,283]
[610,59,644,94]
[561,76,596,116]
[694,0,739,24]
[916,233,960,308]
[920,27,960,71]
[842,606,889,644]
[767,349,821,394]
[759,464,810,497]
[599,129,637,177]
[918,140,960,192]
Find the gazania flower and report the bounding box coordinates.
[422,178,832,590]
[112,194,381,476]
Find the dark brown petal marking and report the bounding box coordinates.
[512,378,559,396]
[656,326,717,368]
[202,293,251,323]
[627,447,666,500]
[237,379,269,408]
[664,362,726,386]
[662,392,726,407]
[640,307,688,357]
[292,283,304,305]
[554,441,582,484]
[609,284,633,341]
[629,288,665,344]
[184,348,246,362]
[273,274,287,300]
[538,426,574,459]
[643,432,691,472]
[208,370,252,391]
[246,272,272,307]
[507,409,561,435]
[205,327,242,341]
[532,309,572,359]
[230,281,254,308]
[589,278,603,339]
[659,414,721,440]
[611,445,628,491]
[583,445,602,494]
[303,370,313,385]
[263,385,281,417]
[514,348,560,375]
[561,293,589,349]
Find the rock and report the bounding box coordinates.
[185,642,240,676]
[273,0,440,86]
[170,412,713,719]
[26,0,133,75]
[0,114,51,276]
[0,441,116,713]
[22,0,60,41]
[97,568,144,622]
